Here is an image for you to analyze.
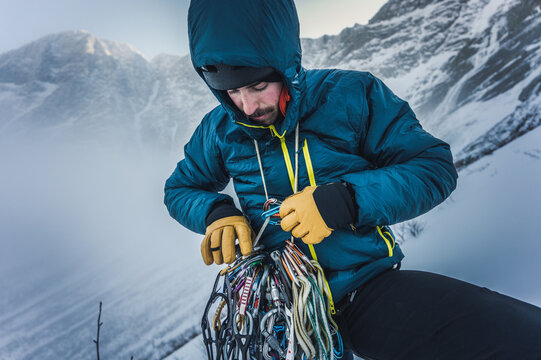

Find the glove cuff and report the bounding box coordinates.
[206,201,242,226]
[313,182,357,229]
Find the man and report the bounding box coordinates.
[165,0,541,358]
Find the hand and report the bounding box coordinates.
[201,215,253,265]
[279,186,332,244]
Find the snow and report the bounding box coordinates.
[134,79,161,147]
[165,334,207,359]
[304,0,540,159]
[0,140,218,359]
[469,0,512,36]
[85,36,96,54]
[385,50,453,98]
[0,81,59,132]
[401,125,541,306]
[436,86,519,151]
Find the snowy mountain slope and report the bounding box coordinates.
[456,73,541,167]
[1,0,540,160]
[0,30,217,152]
[400,125,541,306]
[0,140,219,359]
[302,0,541,165]
[133,53,217,151]
[0,31,154,143]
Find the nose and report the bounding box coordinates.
[239,92,258,116]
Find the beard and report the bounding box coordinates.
[247,106,280,126]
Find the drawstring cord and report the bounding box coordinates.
[253,123,300,247]
[254,138,269,200]
[294,123,299,193]
[253,123,300,202]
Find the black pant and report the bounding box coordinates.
[335,269,541,360]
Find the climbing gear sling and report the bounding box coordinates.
[201,231,344,359]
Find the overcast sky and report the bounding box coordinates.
[0,0,386,59]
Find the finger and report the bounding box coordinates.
[280,211,299,232]
[236,223,253,256]
[291,224,309,240]
[211,228,224,265]
[222,226,236,264]
[201,233,213,265]
[302,232,323,245]
[279,196,296,218]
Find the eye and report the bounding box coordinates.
[227,89,239,95]
[252,82,268,91]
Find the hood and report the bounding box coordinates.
[188,0,305,139]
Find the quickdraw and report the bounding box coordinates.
[202,201,344,360]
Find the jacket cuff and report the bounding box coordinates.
[205,201,243,227]
[313,182,357,229]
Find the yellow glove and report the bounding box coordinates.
[279,186,333,244]
[201,215,254,265]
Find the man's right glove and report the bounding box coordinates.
[201,210,254,265]
[280,186,332,244]
[280,182,357,245]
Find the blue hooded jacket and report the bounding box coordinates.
[165,0,458,302]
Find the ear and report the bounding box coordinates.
[279,85,290,117]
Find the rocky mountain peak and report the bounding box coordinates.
[370,0,452,24]
[0,30,148,86]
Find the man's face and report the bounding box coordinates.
[227,82,283,126]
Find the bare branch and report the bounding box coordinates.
[93,301,103,360]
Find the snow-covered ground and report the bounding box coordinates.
[0,139,217,359]
[401,126,541,306]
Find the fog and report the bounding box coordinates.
[0,134,219,358]
[1,137,178,278]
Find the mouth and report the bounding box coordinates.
[250,113,268,121]
[248,108,275,123]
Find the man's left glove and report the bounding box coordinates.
[280,183,357,244]
[201,215,254,265]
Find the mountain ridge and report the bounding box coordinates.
[301,0,540,168]
[0,0,540,166]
